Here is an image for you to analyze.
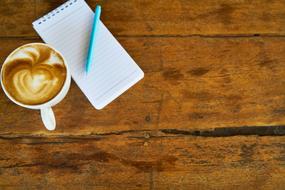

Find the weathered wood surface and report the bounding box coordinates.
[0,0,285,189]
[1,38,285,134]
[0,135,284,190]
[1,0,285,37]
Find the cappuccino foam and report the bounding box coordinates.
[2,44,66,105]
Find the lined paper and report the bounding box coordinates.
[33,0,144,109]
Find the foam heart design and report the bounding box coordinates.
[13,66,57,100]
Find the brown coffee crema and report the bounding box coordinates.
[2,44,67,105]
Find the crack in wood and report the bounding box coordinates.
[0,162,83,171]
[0,130,152,140]
[0,126,283,143]
[161,126,285,137]
[117,34,285,38]
[149,170,154,190]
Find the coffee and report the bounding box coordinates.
[1,44,67,105]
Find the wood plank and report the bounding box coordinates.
[0,135,284,189]
[1,38,285,134]
[1,0,285,37]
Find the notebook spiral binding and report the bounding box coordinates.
[35,0,79,26]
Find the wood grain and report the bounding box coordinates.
[0,134,284,189]
[1,38,285,134]
[1,0,285,37]
[0,0,285,189]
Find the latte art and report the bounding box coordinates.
[2,44,66,105]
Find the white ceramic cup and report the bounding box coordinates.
[0,43,71,131]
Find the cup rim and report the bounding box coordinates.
[0,42,71,109]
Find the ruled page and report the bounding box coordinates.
[33,0,144,109]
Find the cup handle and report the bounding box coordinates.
[40,107,56,131]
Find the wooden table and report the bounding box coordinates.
[0,0,285,189]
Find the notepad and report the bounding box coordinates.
[32,0,144,109]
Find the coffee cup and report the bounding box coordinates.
[0,43,71,130]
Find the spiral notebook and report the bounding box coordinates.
[32,0,144,109]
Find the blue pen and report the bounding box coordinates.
[86,5,101,73]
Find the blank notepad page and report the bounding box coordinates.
[33,0,144,109]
